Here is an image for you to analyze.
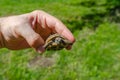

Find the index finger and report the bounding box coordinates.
[30,10,75,43]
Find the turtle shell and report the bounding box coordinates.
[43,34,72,50]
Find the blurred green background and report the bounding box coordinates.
[0,0,120,80]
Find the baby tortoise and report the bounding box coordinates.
[43,34,73,50]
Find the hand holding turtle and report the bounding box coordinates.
[0,10,75,53]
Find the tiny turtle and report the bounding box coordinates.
[43,34,73,50]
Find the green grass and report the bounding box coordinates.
[0,0,120,80]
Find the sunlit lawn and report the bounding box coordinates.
[0,0,120,80]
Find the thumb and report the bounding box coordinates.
[15,23,45,53]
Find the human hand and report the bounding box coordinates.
[0,10,75,53]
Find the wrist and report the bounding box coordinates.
[0,21,5,48]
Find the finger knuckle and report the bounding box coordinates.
[29,34,40,47]
[32,10,45,14]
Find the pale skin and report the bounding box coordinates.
[0,10,75,53]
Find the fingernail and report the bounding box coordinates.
[37,46,45,54]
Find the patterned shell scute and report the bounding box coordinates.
[43,34,72,50]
